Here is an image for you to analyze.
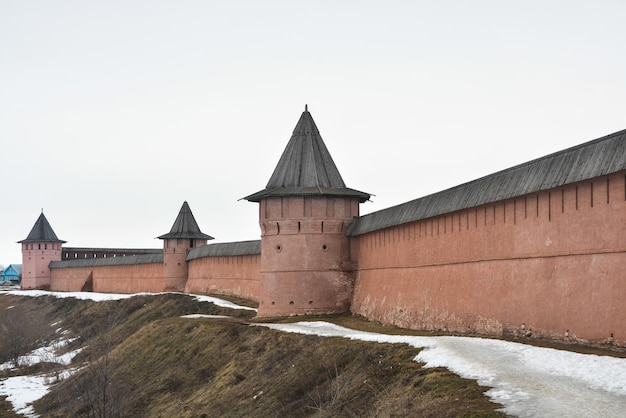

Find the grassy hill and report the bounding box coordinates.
[0,293,505,417]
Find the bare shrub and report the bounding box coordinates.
[0,303,51,367]
[68,309,132,418]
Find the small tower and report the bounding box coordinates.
[158,201,213,291]
[244,106,370,317]
[18,212,66,290]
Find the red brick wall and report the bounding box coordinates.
[50,266,92,291]
[51,263,164,293]
[93,263,164,293]
[186,254,261,301]
[351,171,626,346]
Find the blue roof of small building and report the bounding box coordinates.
[1,264,22,276]
[0,264,22,282]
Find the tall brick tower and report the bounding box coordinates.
[158,201,214,291]
[19,211,66,289]
[244,106,370,317]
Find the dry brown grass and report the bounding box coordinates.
[1,293,506,417]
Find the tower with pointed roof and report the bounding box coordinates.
[158,201,214,291]
[245,106,370,317]
[19,212,66,289]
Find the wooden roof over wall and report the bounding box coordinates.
[347,128,626,236]
[62,247,161,255]
[187,240,261,260]
[50,253,164,269]
[244,106,370,203]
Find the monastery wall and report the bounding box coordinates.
[92,263,164,293]
[50,266,93,291]
[186,254,261,302]
[51,262,164,293]
[350,172,626,346]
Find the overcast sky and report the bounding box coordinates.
[1,1,624,265]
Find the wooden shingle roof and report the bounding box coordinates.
[50,253,164,269]
[18,212,66,243]
[244,106,370,203]
[347,128,626,236]
[157,201,214,240]
[186,240,261,260]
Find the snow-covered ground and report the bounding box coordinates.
[0,338,82,372]
[3,289,257,311]
[0,375,49,417]
[0,335,83,418]
[2,290,625,417]
[259,321,626,418]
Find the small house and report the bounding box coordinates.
[0,264,22,285]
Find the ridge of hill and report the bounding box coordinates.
[0,293,504,417]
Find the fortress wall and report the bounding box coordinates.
[51,262,164,293]
[351,172,626,346]
[51,267,93,291]
[91,263,164,293]
[186,254,261,301]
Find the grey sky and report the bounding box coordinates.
[1,0,624,264]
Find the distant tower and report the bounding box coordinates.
[244,106,370,317]
[158,201,214,291]
[18,212,66,289]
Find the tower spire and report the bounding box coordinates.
[157,201,214,240]
[19,212,66,243]
[243,107,370,202]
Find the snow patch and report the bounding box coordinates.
[3,289,256,311]
[259,321,626,418]
[0,338,82,371]
[181,314,233,319]
[0,375,48,417]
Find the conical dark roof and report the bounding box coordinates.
[244,106,370,202]
[157,201,214,240]
[19,212,66,243]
